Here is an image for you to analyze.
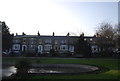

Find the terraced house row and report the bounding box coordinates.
[12,33,100,55]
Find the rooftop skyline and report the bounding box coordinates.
[0,0,118,36]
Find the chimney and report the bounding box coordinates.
[67,32,70,36]
[38,31,40,36]
[53,32,55,36]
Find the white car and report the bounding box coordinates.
[117,51,120,54]
[2,52,8,55]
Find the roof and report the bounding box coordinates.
[14,35,94,39]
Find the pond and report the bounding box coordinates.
[2,64,99,77]
[2,66,17,77]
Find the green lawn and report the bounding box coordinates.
[2,57,120,80]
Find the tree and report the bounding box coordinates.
[117,23,120,50]
[50,49,57,56]
[95,22,116,56]
[75,34,92,57]
[1,21,13,52]
[114,22,120,51]
[15,59,31,76]
[96,22,115,38]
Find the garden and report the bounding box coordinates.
[2,57,120,80]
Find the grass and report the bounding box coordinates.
[2,57,120,80]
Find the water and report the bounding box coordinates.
[2,66,17,77]
[28,68,62,73]
[28,67,91,74]
[2,64,99,77]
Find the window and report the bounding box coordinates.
[30,38,36,44]
[23,38,26,44]
[54,40,58,44]
[60,45,68,50]
[30,45,35,50]
[13,39,20,43]
[90,38,93,41]
[84,38,86,41]
[44,45,52,51]
[69,46,74,52]
[13,44,20,50]
[39,39,42,44]
[91,45,98,53]
[45,39,52,44]
[61,40,66,44]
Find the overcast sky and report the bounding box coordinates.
[0,0,118,36]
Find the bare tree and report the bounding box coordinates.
[95,22,116,56]
[96,22,115,39]
[115,22,120,50]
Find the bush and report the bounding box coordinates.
[15,59,31,76]
[26,52,35,57]
[9,51,17,57]
[37,53,47,57]
[67,52,74,57]
[50,49,58,57]
[94,51,113,57]
[20,52,36,57]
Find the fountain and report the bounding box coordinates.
[2,64,99,77]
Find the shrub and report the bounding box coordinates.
[15,59,31,76]
[9,51,16,57]
[50,49,58,57]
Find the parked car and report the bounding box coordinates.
[113,50,120,58]
[2,52,10,57]
[117,51,120,54]
[2,51,10,55]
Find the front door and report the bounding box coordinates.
[22,45,27,52]
[38,45,43,54]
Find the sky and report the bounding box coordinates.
[0,0,118,36]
